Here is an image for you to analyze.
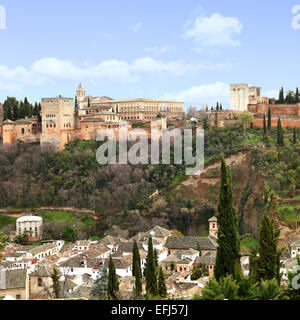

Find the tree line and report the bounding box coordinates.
[2,97,41,122]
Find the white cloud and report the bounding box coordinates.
[184,13,242,47]
[132,22,142,32]
[144,44,175,55]
[0,57,230,92]
[263,90,278,99]
[162,82,229,106]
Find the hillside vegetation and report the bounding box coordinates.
[0,125,299,239]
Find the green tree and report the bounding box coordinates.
[296,87,299,103]
[107,255,119,300]
[268,106,271,131]
[214,156,241,281]
[158,267,167,298]
[191,263,209,280]
[0,233,8,262]
[277,118,284,147]
[154,249,158,269]
[285,91,296,104]
[132,240,142,297]
[250,279,283,300]
[263,113,267,136]
[201,275,239,300]
[145,236,158,296]
[90,267,108,300]
[254,213,282,284]
[293,127,297,144]
[237,111,254,131]
[50,267,61,299]
[279,87,285,104]
[132,241,142,277]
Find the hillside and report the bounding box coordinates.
[0,126,299,245]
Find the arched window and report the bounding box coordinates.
[21,128,25,135]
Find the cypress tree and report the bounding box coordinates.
[158,267,167,298]
[107,255,119,300]
[293,127,297,144]
[132,240,142,296]
[50,267,61,299]
[263,113,267,136]
[220,104,223,110]
[277,118,284,147]
[216,102,219,111]
[214,156,241,281]
[254,213,282,284]
[296,88,299,103]
[132,240,142,277]
[154,249,158,269]
[268,107,271,131]
[145,236,158,296]
[279,87,285,104]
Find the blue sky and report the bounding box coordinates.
[0,0,300,109]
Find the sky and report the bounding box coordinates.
[0,0,300,109]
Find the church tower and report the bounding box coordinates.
[208,216,218,239]
[76,83,87,109]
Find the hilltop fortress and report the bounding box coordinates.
[230,83,300,128]
[0,84,184,150]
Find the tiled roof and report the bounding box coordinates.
[3,269,27,289]
[144,226,172,238]
[29,243,57,256]
[165,236,217,251]
[195,252,216,266]
[208,216,218,222]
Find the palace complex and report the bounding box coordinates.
[230,83,300,128]
[0,84,183,150]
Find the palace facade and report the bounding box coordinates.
[0,84,181,150]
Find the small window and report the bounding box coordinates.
[38,278,43,287]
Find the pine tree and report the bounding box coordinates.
[107,255,119,300]
[50,267,61,299]
[277,118,284,147]
[90,267,108,299]
[158,267,167,298]
[293,127,297,144]
[268,107,271,131]
[214,156,241,281]
[263,113,267,136]
[145,236,158,296]
[254,213,282,284]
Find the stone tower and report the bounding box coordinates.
[208,216,218,239]
[76,83,87,109]
[230,84,249,111]
[41,96,75,150]
[2,119,15,145]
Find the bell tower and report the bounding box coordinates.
[208,216,218,239]
[76,83,86,109]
